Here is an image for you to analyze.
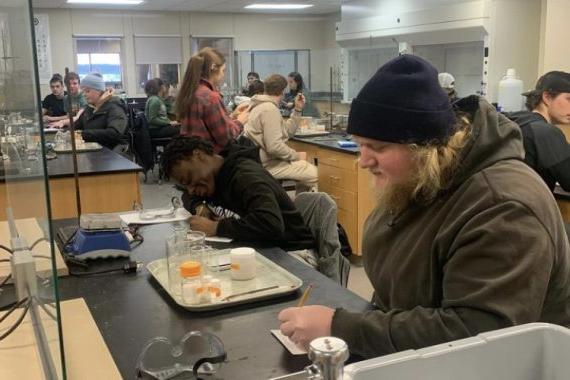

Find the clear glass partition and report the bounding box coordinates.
[0,0,65,378]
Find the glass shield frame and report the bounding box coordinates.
[0,0,66,378]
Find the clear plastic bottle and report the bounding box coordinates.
[180,261,203,305]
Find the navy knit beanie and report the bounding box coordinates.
[348,54,456,145]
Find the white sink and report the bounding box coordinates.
[344,323,570,380]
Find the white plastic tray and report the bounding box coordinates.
[54,142,102,153]
[147,250,302,311]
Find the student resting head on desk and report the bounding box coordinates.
[278,54,570,358]
[161,136,315,251]
[74,72,128,150]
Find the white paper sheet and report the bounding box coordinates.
[271,329,308,355]
[119,208,191,225]
[205,236,233,243]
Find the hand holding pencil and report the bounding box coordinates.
[277,284,335,349]
[189,201,219,236]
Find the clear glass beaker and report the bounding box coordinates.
[165,231,206,296]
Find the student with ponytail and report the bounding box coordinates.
[176,47,248,153]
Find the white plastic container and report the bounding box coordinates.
[344,323,570,380]
[498,68,524,112]
[230,247,257,280]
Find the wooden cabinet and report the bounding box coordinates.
[288,140,319,167]
[288,140,376,255]
[0,172,141,221]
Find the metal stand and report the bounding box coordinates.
[64,67,82,221]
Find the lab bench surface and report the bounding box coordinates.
[0,148,142,220]
[289,135,375,255]
[46,147,141,177]
[54,221,372,379]
[291,134,360,155]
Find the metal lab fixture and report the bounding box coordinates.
[270,337,350,380]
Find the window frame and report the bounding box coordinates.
[190,35,236,90]
[236,49,311,90]
[136,63,181,95]
[73,36,126,90]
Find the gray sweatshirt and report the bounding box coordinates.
[244,94,302,168]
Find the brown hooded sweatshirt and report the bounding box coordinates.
[332,96,570,358]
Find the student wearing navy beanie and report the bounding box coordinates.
[278,54,570,358]
[348,54,456,145]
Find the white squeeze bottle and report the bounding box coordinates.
[498,68,524,112]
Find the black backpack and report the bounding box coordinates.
[337,223,353,258]
[129,109,154,172]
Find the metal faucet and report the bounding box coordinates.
[269,337,350,380]
[307,337,350,380]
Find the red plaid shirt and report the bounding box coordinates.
[180,79,242,153]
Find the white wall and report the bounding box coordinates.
[538,0,570,75]
[487,0,541,101]
[34,8,340,97]
[336,0,542,103]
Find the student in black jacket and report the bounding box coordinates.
[161,136,315,251]
[42,74,66,121]
[508,71,570,191]
[75,72,128,150]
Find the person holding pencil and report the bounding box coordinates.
[160,136,315,251]
[278,55,570,358]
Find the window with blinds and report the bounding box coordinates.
[134,36,182,92]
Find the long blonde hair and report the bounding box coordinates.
[408,115,472,203]
[176,47,225,121]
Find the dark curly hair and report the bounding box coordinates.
[161,136,214,179]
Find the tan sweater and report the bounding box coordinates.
[244,94,301,168]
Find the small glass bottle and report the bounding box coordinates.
[208,278,222,301]
[180,261,203,305]
[172,222,188,243]
[200,275,214,303]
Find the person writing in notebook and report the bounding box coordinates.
[278,55,570,358]
[161,136,314,251]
